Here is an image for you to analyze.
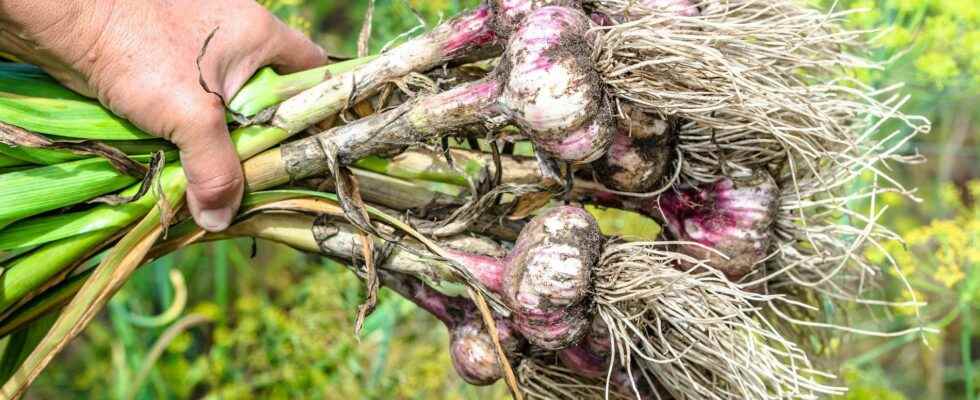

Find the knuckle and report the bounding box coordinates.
[165,96,226,143]
[185,101,225,127]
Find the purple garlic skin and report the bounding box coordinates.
[553,102,616,165]
[556,348,661,399]
[558,344,609,380]
[443,249,508,294]
[450,317,523,386]
[450,323,501,385]
[583,315,612,357]
[499,6,612,164]
[659,171,779,280]
[491,0,582,35]
[443,207,602,350]
[503,206,603,350]
[557,323,661,399]
[382,271,525,386]
[556,317,610,379]
[594,109,676,193]
[441,5,499,57]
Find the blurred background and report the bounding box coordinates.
[26,0,978,399]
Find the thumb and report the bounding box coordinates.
[171,99,244,232]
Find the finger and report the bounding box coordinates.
[268,24,328,74]
[170,97,244,232]
[220,25,326,99]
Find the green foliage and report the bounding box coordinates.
[841,181,980,400]
[815,2,980,399]
[0,64,150,140]
[28,241,508,399]
[261,0,480,56]
[0,313,56,384]
[838,367,908,400]
[0,158,137,224]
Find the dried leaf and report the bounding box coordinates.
[469,288,523,400]
[324,144,383,238]
[357,0,375,58]
[196,27,226,106]
[0,121,148,178]
[353,230,378,338]
[88,151,166,206]
[353,100,375,118]
[509,192,552,220]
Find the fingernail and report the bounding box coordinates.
[197,208,233,232]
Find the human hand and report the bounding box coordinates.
[0,0,326,231]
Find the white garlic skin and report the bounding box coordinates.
[503,206,603,349]
[499,6,610,164]
[450,321,504,385]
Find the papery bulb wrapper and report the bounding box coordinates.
[450,319,506,385]
[503,206,603,349]
[499,6,611,164]
[594,109,676,192]
[659,172,779,280]
[491,0,583,35]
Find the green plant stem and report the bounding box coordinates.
[123,314,211,400]
[354,156,476,187]
[0,313,56,384]
[0,275,83,338]
[0,58,373,141]
[0,125,293,327]
[152,257,173,314]
[0,158,140,223]
[0,154,23,168]
[0,230,115,313]
[228,57,376,117]
[0,65,149,140]
[962,300,974,400]
[0,125,283,251]
[0,152,177,230]
[352,148,542,187]
[121,269,187,328]
[0,55,363,240]
[844,333,920,367]
[0,139,175,166]
[0,165,184,251]
[214,243,229,312]
[0,195,171,398]
[0,145,84,165]
[0,62,364,320]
